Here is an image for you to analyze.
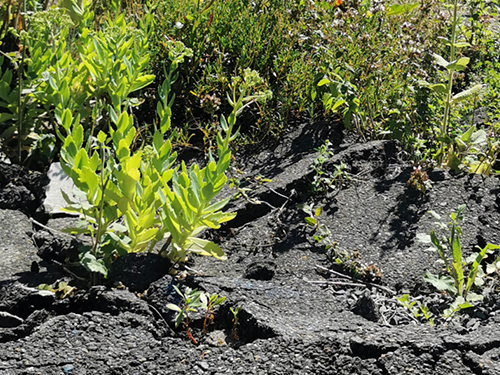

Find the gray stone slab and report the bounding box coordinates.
[43,162,82,215]
[0,210,40,280]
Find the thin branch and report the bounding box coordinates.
[315,264,396,295]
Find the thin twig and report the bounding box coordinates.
[30,218,74,239]
[304,277,366,289]
[315,264,396,295]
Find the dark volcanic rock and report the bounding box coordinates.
[108,252,171,292]
[0,311,23,327]
[244,260,276,280]
[1,124,500,374]
[352,292,381,322]
[0,163,48,215]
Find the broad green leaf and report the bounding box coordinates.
[317,78,330,87]
[305,217,317,226]
[60,109,73,133]
[80,252,108,277]
[451,84,483,104]
[428,83,448,94]
[433,53,449,68]
[203,197,230,214]
[188,237,227,259]
[423,272,456,294]
[387,3,418,16]
[80,166,100,203]
[97,131,107,144]
[447,57,470,72]
[0,113,15,122]
[470,129,487,146]
[166,303,182,312]
[459,126,475,142]
[130,74,155,92]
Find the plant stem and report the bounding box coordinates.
[17,38,26,165]
[439,0,460,165]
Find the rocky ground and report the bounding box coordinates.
[1,121,500,375]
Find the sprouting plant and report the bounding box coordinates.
[297,203,336,250]
[396,294,434,325]
[166,286,226,342]
[418,204,500,315]
[310,140,349,195]
[419,0,483,166]
[38,281,77,299]
[229,306,242,340]
[166,285,204,329]
[200,292,226,333]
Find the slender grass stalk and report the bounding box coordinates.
[439,0,460,165]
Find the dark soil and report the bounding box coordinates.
[2,121,500,375]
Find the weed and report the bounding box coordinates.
[165,285,204,343]
[229,306,241,340]
[406,166,431,194]
[310,140,349,195]
[38,281,76,299]
[166,285,226,341]
[419,0,483,167]
[328,248,383,283]
[418,204,500,316]
[201,292,226,334]
[396,294,435,325]
[298,203,337,250]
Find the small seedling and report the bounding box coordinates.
[229,306,242,340]
[166,286,205,329]
[166,286,227,342]
[38,281,76,299]
[396,294,435,325]
[310,140,350,195]
[298,203,337,249]
[200,293,226,333]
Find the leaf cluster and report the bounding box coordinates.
[418,204,500,316]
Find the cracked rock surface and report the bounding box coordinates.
[1,122,500,374]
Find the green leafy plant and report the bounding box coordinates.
[229,306,242,340]
[317,69,360,131]
[418,204,500,315]
[298,203,336,250]
[58,62,270,282]
[396,294,434,325]
[0,2,154,164]
[38,281,77,299]
[419,0,483,166]
[201,292,226,333]
[166,285,205,329]
[166,286,226,342]
[309,139,350,195]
